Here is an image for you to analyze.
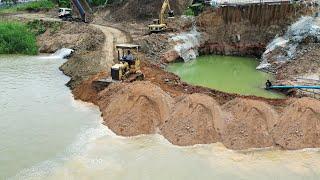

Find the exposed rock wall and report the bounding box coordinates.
[197,4,314,57]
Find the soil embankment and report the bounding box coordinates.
[78,73,320,150]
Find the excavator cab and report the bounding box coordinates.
[168,10,174,18]
[111,44,143,81]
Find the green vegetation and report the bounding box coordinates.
[27,19,62,35]
[16,0,54,11]
[57,0,70,7]
[0,0,54,14]
[184,8,195,16]
[0,22,38,55]
[184,3,204,16]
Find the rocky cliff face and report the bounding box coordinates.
[196,4,313,57]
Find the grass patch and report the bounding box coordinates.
[27,19,62,35]
[0,0,55,14]
[184,8,195,16]
[0,21,38,55]
[16,0,55,11]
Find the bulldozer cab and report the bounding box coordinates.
[116,44,141,73]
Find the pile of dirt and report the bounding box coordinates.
[105,0,192,22]
[161,93,222,146]
[273,97,320,150]
[276,43,320,80]
[99,81,174,136]
[137,33,174,63]
[60,50,105,88]
[72,72,107,104]
[73,66,320,150]
[37,22,104,53]
[221,98,278,149]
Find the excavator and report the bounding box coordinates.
[148,0,175,33]
[93,44,144,91]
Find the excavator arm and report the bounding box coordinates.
[71,0,92,22]
[159,0,173,24]
[72,0,86,22]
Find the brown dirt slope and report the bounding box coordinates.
[221,98,279,149]
[273,97,320,150]
[37,22,104,53]
[99,81,174,136]
[161,93,222,146]
[105,0,192,22]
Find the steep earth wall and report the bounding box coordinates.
[104,0,193,22]
[197,4,314,57]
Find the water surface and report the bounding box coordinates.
[167,55,283,98]
[0,55,101,178]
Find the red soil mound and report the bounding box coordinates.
[99,81,174,136]
[160,93,223,146]
[273,97,320,150]
[221,98,279,150]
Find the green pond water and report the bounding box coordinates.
[167,55,283,98]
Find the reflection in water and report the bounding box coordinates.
[1,55,319,180]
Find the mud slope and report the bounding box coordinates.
[221,98,279,150]
[99,81,174,136]
[161,93,222,146]
[273,98,320,150]
[105,0,192,22]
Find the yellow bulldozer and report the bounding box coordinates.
[111,44,144,81]
[148,0,174,33]
[93,44,144,91]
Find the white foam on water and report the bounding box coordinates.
[38,48,74,60]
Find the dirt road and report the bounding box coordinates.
[91,24,128,68]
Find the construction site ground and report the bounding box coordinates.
[4,5,320,150]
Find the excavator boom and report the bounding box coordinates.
[159,0,171,24]
[72,0,86,22]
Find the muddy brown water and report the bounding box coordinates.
[1,55,320,179]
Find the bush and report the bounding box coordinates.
[184,8,195,16]
[0,22,38,55]
[91,0,106,6]
[57,0,70,7]
[27,19,62,35]
[16,0,55,11]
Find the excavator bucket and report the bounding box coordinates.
[168,10,174,18]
